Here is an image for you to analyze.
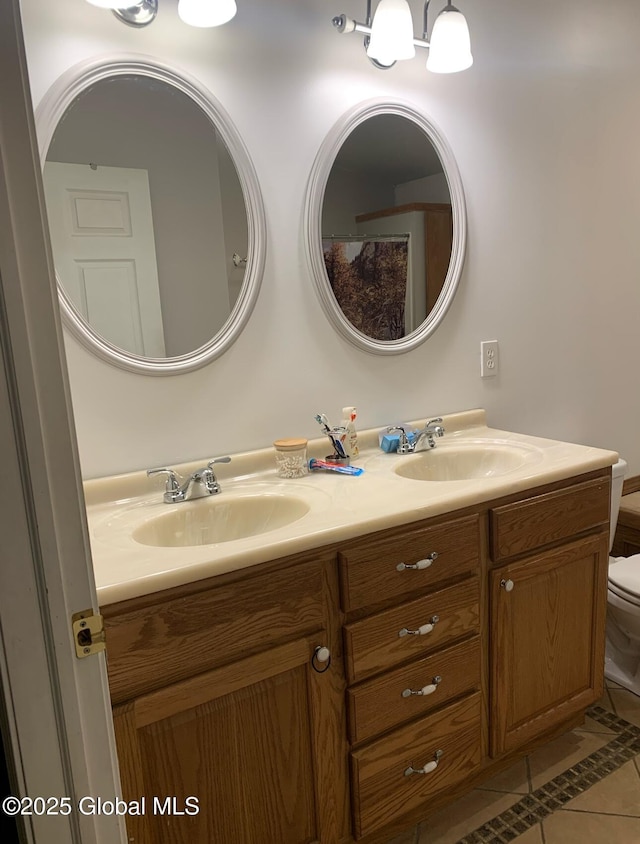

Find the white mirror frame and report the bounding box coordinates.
[35,55,267,376]
[304,99,467,355]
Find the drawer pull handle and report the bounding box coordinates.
[404,749,443,777]
[402,675,442,698]
[397,552,438,572]
[500,578,515,592]
[398,615,439,637]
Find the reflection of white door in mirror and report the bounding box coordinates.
[44,161,165,357]
[36,57,267,375]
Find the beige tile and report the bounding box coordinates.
[513,825,544,844]
[609,686,640,726]
[575,714,616,736]
[476,756,530,795]
[528,730,610,790]
[542,809,640,843]
[561,759,640,816]
[417,789,519,844]
[591,688,614,710]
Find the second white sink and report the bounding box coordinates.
[394,442,544,482]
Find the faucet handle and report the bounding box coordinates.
[207,457,232,469]
[387,426,414,454]
[425,418,445,439]
[147,467,186,503]
[147,467,180,490]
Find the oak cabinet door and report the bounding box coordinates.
[490,533,608,756]
[113,634,346,844]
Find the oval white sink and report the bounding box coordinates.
[394,443,542,482]
[133,494,310,547]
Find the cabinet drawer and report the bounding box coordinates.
[351,692,481,838]
[347,636,480,745]
[490,477,610,562]
[339,514,480,612]
[344,577,479,684]
[105,555,328,703]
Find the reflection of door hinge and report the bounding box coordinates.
[72,609,106,659]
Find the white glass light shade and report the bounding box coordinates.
[85,0,128,8]
[426,7,473,73]
[178,0,237,27]
[367,0,416,64]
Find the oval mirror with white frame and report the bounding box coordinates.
[36,57,266,375]
[304,100,466,354]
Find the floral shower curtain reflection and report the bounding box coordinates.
[322,234,409,341]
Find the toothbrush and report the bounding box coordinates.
[315,413,347,458]
[314,413,332,434]
[329,432,348,459]
[309,458,363,476]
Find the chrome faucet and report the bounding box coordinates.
[147,457,231,503]
[388,418,445,454]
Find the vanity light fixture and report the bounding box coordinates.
[332,0,473,73]
[178,0,237,27]
[84,0,237,28]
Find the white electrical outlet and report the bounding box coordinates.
[481,340,499,378]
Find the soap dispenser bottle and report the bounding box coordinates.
[341,406,359,458]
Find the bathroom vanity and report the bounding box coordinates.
[87,411,615,843]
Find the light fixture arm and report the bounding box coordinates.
[422,0,430,40]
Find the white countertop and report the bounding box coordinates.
[85,410,618,606]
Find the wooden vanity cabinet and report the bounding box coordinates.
[103,552,351,844]
[488,476,610,757]
[338,470,611,840]
[339,514,484,839]
[102,467,612,844]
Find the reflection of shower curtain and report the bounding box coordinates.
[322,235,409,341]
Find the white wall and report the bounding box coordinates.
[19,0,640,479]
[396,172,450,204]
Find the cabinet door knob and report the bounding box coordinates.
[401,675,442,698]
[311,645,331,673]
[404,749,443,776]
[500,579,514,592]
[398,615,439,637]
[396,552,438,572]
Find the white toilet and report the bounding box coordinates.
[605,458,640,694]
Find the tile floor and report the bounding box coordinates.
[385,680,640,844]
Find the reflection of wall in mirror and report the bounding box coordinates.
[322,168,393,236]
[395,172,450,205]
[47,77,248,357]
